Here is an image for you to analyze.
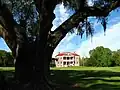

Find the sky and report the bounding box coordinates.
[52,3,120,58]
[1,2,120,58]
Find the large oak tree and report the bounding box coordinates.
[0,0,120,89]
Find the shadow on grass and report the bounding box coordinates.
[1,69,120,90]
[50,70,120,90]
[0,70,15,90]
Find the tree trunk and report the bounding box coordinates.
[14,42,55,90]
[14,0,57,89]
[32,58,53,90]
[31,45,54,90]
[14,43,35,89]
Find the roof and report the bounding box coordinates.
[56,52,79,57]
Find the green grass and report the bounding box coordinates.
[50,66,120,90]
[0,67,15,71]
[1,66,120,90]
[0,67,15,79]
[51,66,120,71]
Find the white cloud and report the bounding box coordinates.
[51,3,70,31]
[52,33,76,58]
[108,16,120,24]
[63,33,76,42]
[75,22,120,58]
[93,19,101,28]
[59,3,67,15]
[52,2,120,58]
[52,3,75,57]
[87,0,94,6]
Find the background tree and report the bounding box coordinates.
[80,57,89,66]
[5,52,14,66]
[0,0,120,89]
[112,50,120,66]
[87,46,113,67]
[0,50,14,67]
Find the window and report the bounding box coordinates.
[63,62,66,65]
[67,57,69,60]
[70,57,73,59]
[63,57,66,60]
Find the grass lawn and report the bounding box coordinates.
[1,67,120,90]
[0,67,15,71]
[50,66,120,90]
[0,67,15,81]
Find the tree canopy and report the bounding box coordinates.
[89,46,113,67]
[0,0,120,54]
[82,46,120,67]
[0,50,14,67]
[112,49,120,66]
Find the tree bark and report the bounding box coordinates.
[29,47,54,90]
[14,43,35,88]
[12,40,55,90]
[30,0,57,89]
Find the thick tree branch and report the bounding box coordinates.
[34,0,57,74]
[0,4,18,56]
[49,0,120,48]
[0,4,17,38]
[0,25,16,56]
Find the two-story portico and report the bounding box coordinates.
[55,52,80,67]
